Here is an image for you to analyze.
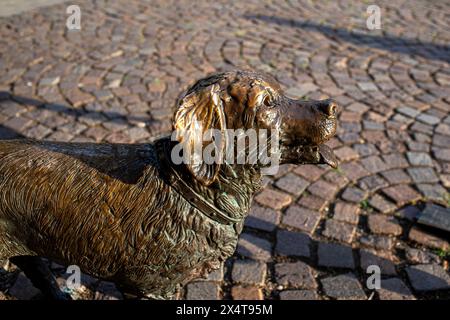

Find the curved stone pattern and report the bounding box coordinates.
[0,0,449,300]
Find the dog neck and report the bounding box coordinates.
[155,137,262,225]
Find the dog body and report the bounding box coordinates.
[0,70,338,299]
[0,139,253,298]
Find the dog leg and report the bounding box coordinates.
[9,256,72,300]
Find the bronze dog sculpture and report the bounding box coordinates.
[0,70,338,299]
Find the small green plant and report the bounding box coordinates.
[434,248,450,259]
[333,166,344,176]
[360,199,370,210]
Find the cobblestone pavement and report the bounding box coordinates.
[0,0,449,300]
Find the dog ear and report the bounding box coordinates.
[174,84,227,186]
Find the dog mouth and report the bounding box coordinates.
[280,142,338,168]
[317,144,338,169]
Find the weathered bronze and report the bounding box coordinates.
[0,70,338,299]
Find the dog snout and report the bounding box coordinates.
[316,99,338,117]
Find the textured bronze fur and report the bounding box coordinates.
[0,70,338,299]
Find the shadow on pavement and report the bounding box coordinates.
[244,15,450,64]
[1,93,150,125]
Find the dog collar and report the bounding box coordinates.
[156,139,242,225]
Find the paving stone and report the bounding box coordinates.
[84,126,109,141]
[416,183,447,203]
[128,127,150,141]
[24,124,52,139]
[381,169,412,184]
[78,112,107,127]
[186,282,220,300]
[232,260,266,285]
[282,205,321,234]
[322,170,349,188]
[202,264,224,282]
[334,146,359,162]
[254,189,292,210]
[105,132,132,143]
[275,261,317,289]
[435,123,450,136]
[237,233,272,262]
[363,120,384,131]
[231,286,263,300]
[408,227,449,250]
[418,204,450,233]
[434,149,450,162]
[358,175,389,191]
[407,167,439,183]
[279,290,319,300]
[407,140,430,152]
[377,278,416,300]
[359,234,394,251]
[427,134,450,150]
[367,214,402,236]
[3,116,33,131]
[417,114,440,125]
[65,89,94,107]
[339,131,361,144]
[346,102,369,114]
[353,143,378,157]
[340,162,370,181]
[341,186,368,203]
[40,114,70,129]
[245,205,280,232]
[333,202,360,224]
[382,153,409,169]
[94,90,114,101]
[405,248,441,264]
[411,121,433,135]
[321,273,366,300]
[362,131,386,145]
[357,82,378,91]
[359,249,397,275]
[361,156,388,173]
[293,165,325,181]
[297,194,329,211]
[397,106,420,118]
[285,83,317,98]
[340,112,361,122]
[275,173,309,196]
[395,205,421,221]
[382,185,421,206]
[368,194,397,214]
[318,242,355,269]
[307,180,338,200]
[406,152,433,166]
[406,264,450,291]
[322,220,356,244]
[275,229,310,258]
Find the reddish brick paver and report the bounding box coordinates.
[0,0,449,300]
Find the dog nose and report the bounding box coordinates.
[317,99,338,117]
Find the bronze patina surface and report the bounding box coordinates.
[0,70,338,299]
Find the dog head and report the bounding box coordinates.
[173,70,338,185]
